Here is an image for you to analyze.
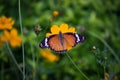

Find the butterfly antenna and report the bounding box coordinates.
[65,52,89,80]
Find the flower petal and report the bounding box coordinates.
[46,33,52,37]
[51,25,60,34]
[68,27,76,33]
[48,55,59,62]
[40,49,59,62]
[11,28,17,36]
[9,39,17,47]
[9,36,21,47]
[4,30,10,40]
[60,23,69,33]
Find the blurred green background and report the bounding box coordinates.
[0,0,120,80]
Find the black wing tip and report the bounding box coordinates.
[78,34,86,42]
[39,43,44,48]
[39,43,45,48]
[39,38,49,48]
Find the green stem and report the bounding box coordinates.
[65,53,90,80]
[30,43,36,80]
[6,42,23,74]
[103,66,106,79]
[87,31,120,64]
[35,36,40,65]
[18,0,25,79]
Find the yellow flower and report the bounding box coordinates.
[46,23,76,37]
[52,11,59,17]
[40,49,59,62]
[3,28,22,47]
[0,16,14,30]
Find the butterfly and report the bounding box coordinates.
[39,32,85,53]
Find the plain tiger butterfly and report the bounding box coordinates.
[39,32,85,53]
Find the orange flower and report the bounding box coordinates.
[3,28,22,47]
[52,11,59,17]
[46,23,76,37]
[40,49,59,62]
[0,16,14,30]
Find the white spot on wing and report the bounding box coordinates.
[45,38,49,47]
[75,34,80,42]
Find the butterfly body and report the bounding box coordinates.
[59,31,64,47]
[39,32,85,53]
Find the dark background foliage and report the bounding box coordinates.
[0,0,120,80]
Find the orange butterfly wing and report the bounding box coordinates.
[64,33,76,46]
[48,33,77,52]
[48,35,67,52]
[64,33,76,50]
